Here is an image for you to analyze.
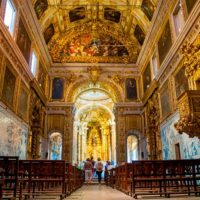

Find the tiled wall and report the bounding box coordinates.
[160,112,200,160]
[0,105,28,159]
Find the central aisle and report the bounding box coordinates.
[64,185,200,200]
[65,185,133,200]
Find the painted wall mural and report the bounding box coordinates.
[0,106,28,159]
[141,0,155,21]
[16,19,31,63]
[125,78,137,100]
[160,112,200,160]
[49,33,129,63]
[104,7,121,23]
[158,21,172,65]
[2,66,16,107]
[143,63,151,93]
[134,25,145,45]
[43,23,55,44]
[34,0,48,19]
[52,77,64,100]
[185,0,197,14]
[174,66,189,98]
[69,7,86,22]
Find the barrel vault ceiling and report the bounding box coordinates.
[31,0,159,64]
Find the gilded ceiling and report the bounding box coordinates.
[32,0,158,64]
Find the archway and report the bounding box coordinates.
[48,132,62,160]
[127,135,138,162]
[73,88,116,164]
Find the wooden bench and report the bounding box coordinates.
[0,156,19,199]
[109,160,200,199]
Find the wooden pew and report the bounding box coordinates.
[0,156,19,199]
[109,160,200,199]
[19,160,67,199]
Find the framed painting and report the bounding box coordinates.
[125,78,137,100]
[174,66,189,98]
[143,63,151,93]
[34,0,48,19]
[134,25,145,45]
[160,81,171,119]
[2,63,16,107]
[51,77,64,100]
[69,7,85,22]
[16,18,31,63]
[104,7,121,23]
[185,0,197,14]
[43,23,54,44]
[158,21,172,65]
[17,84,29,121]
[141,0,155,21]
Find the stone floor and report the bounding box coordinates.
[65,185,200,200]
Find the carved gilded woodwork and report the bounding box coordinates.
[28,90,45,158]
[175,90,200,138]
[181,35,200,78]
[146,92,162,160]
[87,65,102,83]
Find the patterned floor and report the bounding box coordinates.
[64,185,200,200]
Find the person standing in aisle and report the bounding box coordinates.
[95,157,103,184]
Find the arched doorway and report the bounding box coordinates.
[127,135,138,162]
[49,132,62,160]
[73,88,116,164]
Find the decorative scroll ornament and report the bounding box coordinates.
[181,36,200,78]
[175,90,200,137]
[87,65,102,83]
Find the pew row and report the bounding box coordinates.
[0,157,84,200]
[106,160,200,199]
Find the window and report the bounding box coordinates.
[173,2,185,37]
[152,54,158,78]
[4,0,16,34]
[30,51,37,76]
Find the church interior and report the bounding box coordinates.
[0,0,200,199]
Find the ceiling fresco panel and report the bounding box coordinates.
[43,23,55,44]
[69,7,86,22]
[141,0,155,21]
[134,24,146,45]
[185,0,197,14]
[49,33,130,63]
[34,0,48,19]
[104,7,121,23]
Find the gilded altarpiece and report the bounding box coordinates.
[146,93,162,160]
[28,90,44,159]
